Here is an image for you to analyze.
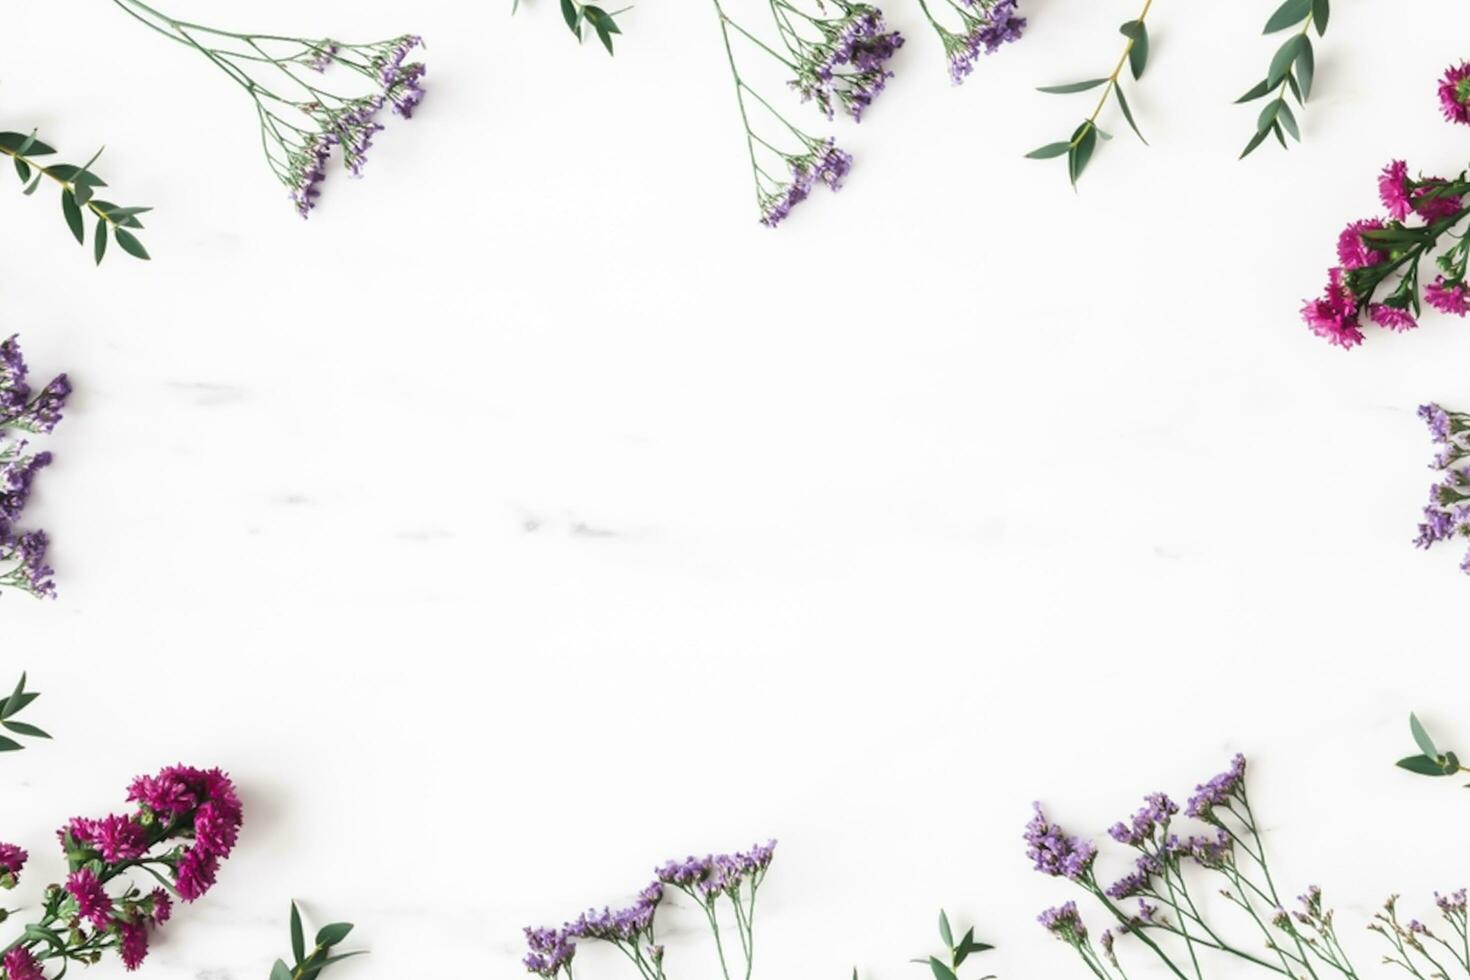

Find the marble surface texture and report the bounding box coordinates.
[4,1,1470,978]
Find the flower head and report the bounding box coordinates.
[1301,268,1363,349]
[1025,803,1097,880]
[1426,276,1470,316]
[66,867,113,930]
[1185,754,1248,819]
[1337,219,1386,269]
[1370,303,1418,332]
[0,842,26,889]
[1039,901,1088,941]
[1380,160,1413,220]
[1439,62,1470,125]
[2,948,44,980]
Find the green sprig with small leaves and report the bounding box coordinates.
[1027,0,1152,187]
[912,911,996,980]
[519,0,629,54]
[270,902,367,980]
[0,673,51,752]
[0,131,150,264]
[1396,713,1469,783]
[1235,0,1329,159]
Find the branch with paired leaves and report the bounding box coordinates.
[1026,0,1152,187]
[913,910,995,980]
[0,131,150,264]
[270,901,366,980]
[0,673,50,752]
[551,0,628,55]
[1396,713,1469,783]
[1235,0,1329,159]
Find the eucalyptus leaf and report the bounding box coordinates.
[1312,0,1329,34]
[1239,127,1270,159]
[316,922,355,948]
[1295,36,1314,100]
[1398,754,1452,776]
[113,227,149,260]
[1236,78,1272,103]
[0,736,23,752]
[928,957,959,980]
[1025,142,1070,159]
[1037,78,1109,94]
[1277,100,1300,140]
[1256,99,1282,133]
[13,158,29,183]
[1268,35,1307,86]
[94,220,108,265]
[291,902,306,964]
[1,720,50,739]
[60,189,84,245]
[1119,20,1148,80]
[560,0,581,37]
[1410,714,1439,759]
[271,960,293,980]
[1115,85,1146,143]
[1263,0,1311,33]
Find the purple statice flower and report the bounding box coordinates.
[1176,829,1232,867]
[1414,411,1470,573]
[565,882,662,943]
[0,345,66,603]
[523,926,576,978]
[1025,803,1097,881]
[305,41,340,72]
[1301,267,1364,349]
[1420,403,1455,446]
[760,141,851,228]
[1440,61,1470,126]
[973,0,1026,53]
[1337,219,1387,269]
[0,842,26,889]
[3,948,44,980]
[1426,276,1470,317]
[1185,754,1247,819]
[1436,889,1468,916]
[1107,793,1177,846]
[1038,901,1087,941]
[933,0,1025,85]
[788,5,904,123]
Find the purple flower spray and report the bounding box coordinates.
[0,335,69,599]
[1413,403,1470,574]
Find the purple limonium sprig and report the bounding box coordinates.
[1300,63,1470,349]
[915,0,1025,85]
[773,1,905,122]
[1412,403,1470,574]
[0,335,69,600]
[1371,890,1470,979]
[0,765,241,975]
[109,0,424,217]
[524,840,775,980]
[1030,755,1366,980]
[712,0,856,227]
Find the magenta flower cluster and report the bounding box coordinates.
[524,840,776,980]
[1302,63,1470,349]
[0,335,70,599]
[1413,403,1470,574]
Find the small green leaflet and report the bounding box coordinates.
[1410,713,1438,760]
[1037,78,1109,95]
[1263,0,1311,33]
[1119,20,1148,80]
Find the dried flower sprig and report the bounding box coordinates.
[0,764,242,977]
[0,131,150,263]
[1413,405,1470,573]
[1235,0,1330,158]
[1300,64,1470,349]
[1397,713,1468,781]
[1371,891,1470,980]
[523,840,776,980]
[912,0,1025,86]
[1029,755,1365,980]
[1027,0,1151,187]
[270,902,366,980]
[912,911,996,980]
[0,674,50,753]
[108,0,424,218]
[0,335,70,600]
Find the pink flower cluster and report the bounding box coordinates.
[1302,64,1470,349]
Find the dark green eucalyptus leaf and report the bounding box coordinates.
[1272,119,1287,148]
[291,902,306,964]
[1278,100,1300,140]
[1295,36,1314,100]
[0,736,23,752]
[60,189,84,245]
[1236,78,1272,103]
[1263,0,1311,33]
[43,164,106,187]
[1119,21,1148,80]
[22,173,42,196]
[1025,141,1070,159]
[1268,35,1307,86]
[591,21,615,54]
[1,720,50,739]
[1037,78,1109,94]
[1398,754,1452,776]
[72,180,93,208]
[0,132,56,156]
[1445,751,1461,774]
[1312,0,1329,34]
[112,227,149,260]
[314,951,368,967]
[1285,72,1302,104]
[938,910,953,948]
[1239,127,1270,159]
[94,219,108,265]
[315,922,354,948]
[270,960,293,980]
[1071,125,1097,186]
[1,691,37,720]
[13,158,29,183]
[1410,714,1439,759]
[560,0,581,37]
[928,957,958,980]
[1115,85,1146,143]
[1256,99,1282,133]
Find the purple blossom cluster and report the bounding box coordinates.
[1183,752,1247,818]
[760,139,853,228]
[787,4,905,122]
[1302,63,1470,348]
[524,841,775,980]
[1372,888,1470,978]
[927,0,1026,86]
[1023,803,1096,881]
[0,335,70,599]
[0,841,27,890]
[1413,403,1470,574]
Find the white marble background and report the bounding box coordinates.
[3,0,1470,977]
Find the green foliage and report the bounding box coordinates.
[909,911,996,980]
[271,901,367,980]
[0,673,51,752]
[1236,0,1329,158]
[523,0,626,54]
[1396,713,1467,783]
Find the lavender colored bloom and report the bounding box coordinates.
[760,142,851,228]
[1185,754,1247,818]
[1024,803,1097,881]
[788,6,904,122]
[1039,901,1087,940]
[1107,792,1177,846]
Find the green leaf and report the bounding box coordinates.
[22,174,42,196]
[315,922,354,948]
[1037,78,1109,94]
[1445,750,1462,774]
[0,132,56,156]
[1294,36,1314,100]
[1236,78,1272,103]
[1069,123,1097,187]
[1256,98,1283,133]
[1025,142,1070,159]
[315,951,367,967]
[1263,0,1311,33]
[1,674,27,719]
[113,227,149,260]
[291,902,306,964]
[93,219,107,265]
[0,736,23,752]
[1239,127,1271,159]
[560,0,581,36]
[13,158,29,183]
[1115,85,1147,143]
[1268,35,1307,86]
[928,957,958,980]
[1277,99,1300,140]
[1398,754,1452,776]
[1312,0,1329,34]
[939,910,953,948]
[60,188,84,245]
[1119,21,1148,80]
[271,959,293,980]
[1,691,37,719]
[72,180,93,208]
[1,721,50,739]
[1410,714,1439,759]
